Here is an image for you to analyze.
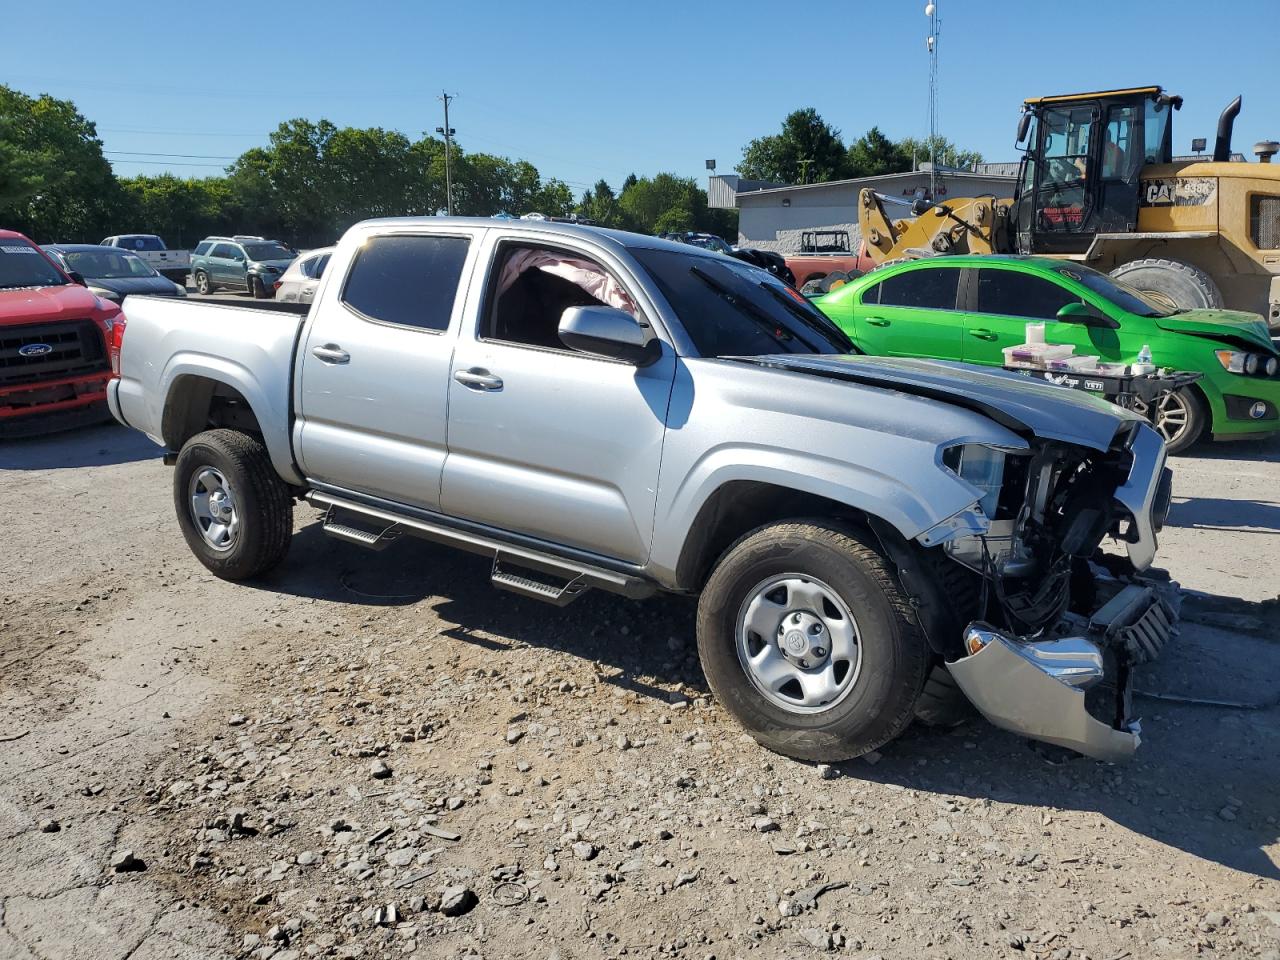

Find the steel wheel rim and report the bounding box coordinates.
[735,574,863,715]
[189,466,240,552]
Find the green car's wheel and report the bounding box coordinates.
[1136,386,1207,455]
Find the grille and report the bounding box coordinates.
[0,320,108,387]
[1251,195,1280,249]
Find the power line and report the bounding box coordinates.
[105,150,238,160]
[107,159,228,168]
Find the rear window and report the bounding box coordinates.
[341,234,470,332]
[976,268,1079,320]
[864,266,959,310]
[122,235,164,251]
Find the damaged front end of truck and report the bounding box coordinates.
[887,420,1178,762]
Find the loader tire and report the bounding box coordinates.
[1109,258,1223,313]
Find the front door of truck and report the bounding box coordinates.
[440,237,676,565]
[854,264,963,359]
[295,229,483,511]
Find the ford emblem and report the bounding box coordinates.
[18,343,53,357]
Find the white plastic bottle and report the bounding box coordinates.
[1132,344,1155,376]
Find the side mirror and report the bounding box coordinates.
[558,305,660,366]
[67,271,87,286]
[1016,111,1032,146]
[1055,301,1118,328]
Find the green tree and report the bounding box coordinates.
[845,126,911,178]
[738,108,848,184]
[897,135,984,171]
[0,85,117,241]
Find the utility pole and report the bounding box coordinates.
[925,1,940,199]
[797,158,814,185]
[435,91,456,216]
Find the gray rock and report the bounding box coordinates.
[439,885,477,917]
[369,759,392,780]
[572,841,598,861]
[38,819,60,833]
[1218,806,1237,821]
[110,848,145,873]
[754,817,780,833]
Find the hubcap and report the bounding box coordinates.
[735,575,862,714]
[189,467,239,551]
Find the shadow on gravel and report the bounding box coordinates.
[1189,434,1280,463]
[251,521,708,695]
[1166,496,1280,533]
[0,422,162,470]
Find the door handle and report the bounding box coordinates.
[866,317,891,327]
[969,329,999,341]
[312,344,350,364]
[453,368,504,391]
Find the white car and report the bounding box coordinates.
[273,247,333,303]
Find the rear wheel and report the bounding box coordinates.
[194,270,211,295]
[173,429,293,580]
[1109,258,1223,312]
[697,519,930,761]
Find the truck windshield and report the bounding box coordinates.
[0,241,69,290]
[1055,264,1175,317]
[633,247,852,357]
[244,242,294,261]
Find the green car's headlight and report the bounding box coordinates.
[1216,349,1279,376]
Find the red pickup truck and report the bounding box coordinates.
[1,229,122,437]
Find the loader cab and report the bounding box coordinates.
[1012,86,1181,255]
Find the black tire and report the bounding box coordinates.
[173,429,293,580]
[913,663,975,727]
[1109,258,1223,312]
[248,275,265,299]
[1151,385,1209,455]
[194,270,212,295]
[696,519,930,762]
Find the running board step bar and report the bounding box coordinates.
[321,509,400,551]
[491,555,588,606]
[306,491,654,603]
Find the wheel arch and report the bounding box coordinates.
[160,362,301,484]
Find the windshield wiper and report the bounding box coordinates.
[689,265,817,353]
[756,281,853,352]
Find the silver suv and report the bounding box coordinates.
[190,236,297,298]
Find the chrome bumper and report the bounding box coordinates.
[946,584,1177,762]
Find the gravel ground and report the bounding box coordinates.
[1,424,1278,960]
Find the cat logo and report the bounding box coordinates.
[1141,177,1216,207]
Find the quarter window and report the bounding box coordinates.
[193,242,212,256]
[208,243,234,259]
[976,269,1079,320]
[342,234,470,332]
[866,267,960,310]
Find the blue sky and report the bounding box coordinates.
[5,0,1278,194]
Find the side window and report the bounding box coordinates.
[875,268,959,310]
[1102,104,1140,181]
[227,245,246,262]
[208,243,232,259]
[485,243,638,351]
[341,234,470,332]
[975,269,1079,320]
[298,256,318,279]
[859,281,881,306]
[194,242,212,256]
[314,253,331,279]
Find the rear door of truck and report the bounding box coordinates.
[294,224,486,511]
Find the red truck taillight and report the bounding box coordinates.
[108,316,127,375]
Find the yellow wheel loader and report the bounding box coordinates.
[859,86,1280,330]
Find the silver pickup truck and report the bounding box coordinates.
[108,218,1177,763]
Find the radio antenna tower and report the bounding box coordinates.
[926,1,940,199]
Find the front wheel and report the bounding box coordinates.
[1135,386,1207,455]
[173,429,293,580]
[696,519,930,761]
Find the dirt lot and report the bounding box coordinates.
[1,424,1278,960]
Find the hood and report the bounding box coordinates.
[0,284,110,324]
[89,275,182,298]
[1153,309,1276,352]
[731,354,1141,451]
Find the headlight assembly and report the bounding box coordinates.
[942,443,1007,517]
[1215,349,1280,377]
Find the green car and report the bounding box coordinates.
[816,255,1280,453]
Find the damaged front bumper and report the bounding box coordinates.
[946,582,1178,762]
